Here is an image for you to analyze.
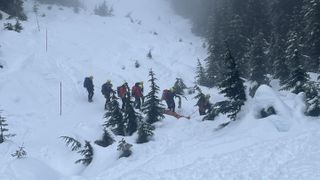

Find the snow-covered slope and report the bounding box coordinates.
[1,0,320,179]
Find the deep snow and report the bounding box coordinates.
[0,0,320,179]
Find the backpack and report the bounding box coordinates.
[132,85,142,97]
[162,89,170,101]
[117,86,127,98]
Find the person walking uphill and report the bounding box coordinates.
[83,76,94,102]
[196,94,212,115]
[117,82,130,110]
[162,88,181,112]
[132,82,143,109]
[101,80,115,110]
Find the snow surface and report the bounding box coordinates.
[1,0,320,179]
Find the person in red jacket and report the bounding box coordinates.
[117,82,130,110]
[132,82,143,109]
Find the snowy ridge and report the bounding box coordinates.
[1,0,320,179]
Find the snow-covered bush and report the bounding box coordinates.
[136,120,154,144]
[117,139,132,158]
[11,146,27,159]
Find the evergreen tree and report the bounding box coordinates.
[302,0,320,72]
[117,139,132,158]
[75,141,93,166]
[0,112,15,144]
[141,70,164,124]
[225,14,250,78]
[104,94,125,136]
[94,0,113,17]
[94,129,115,147]
[195,59,207,86]
[60,136,82,151]
[205,45,246,121]
[205,0,232,86]
[0,0,27,20]
[285,31,303,71]
[14,19,23,33]
[147,49,152,59]
[136,120,154,144]
[282,49,310,94]
[123,96,140,136]
[11,145,27,159]
[245,0,271,40]
[249,32,269,85]
[305,81,320,117]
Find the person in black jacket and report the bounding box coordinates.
[196,94,212,115]
[84,76,94,102]
[101,80,115,110]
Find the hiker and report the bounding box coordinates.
[132,82,143,109]
[101,80,116,110]
[117,82,130,110]
[196,94,212,115]
[83,76,94,102]
[162,87,181,112]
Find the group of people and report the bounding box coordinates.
[83,76,144,111]
[83,76,212,117]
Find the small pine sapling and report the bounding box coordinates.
[136,120,154,144]
[104,94,125,136]
[135,60,140,68]
[60,136,82,151]
[75,141,94,166]
[147,49,152,59]
[117,139,132,158]
[11,145,27,159]
[14,19,23,33]
[4,23,14,31]
[94,129,115,147]
[0,112,16,144]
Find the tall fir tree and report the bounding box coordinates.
[271,33,290,85]
[302,0,320,72]
[282,48,310,94]
[305,81,320,117]
[104,94,125,136]
[249,32,269,85]
[141,70,164,124]
[205,45,246,121]
[195,59,207,86]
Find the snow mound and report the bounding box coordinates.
[0,158,62,180]
[242,85,294,132]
